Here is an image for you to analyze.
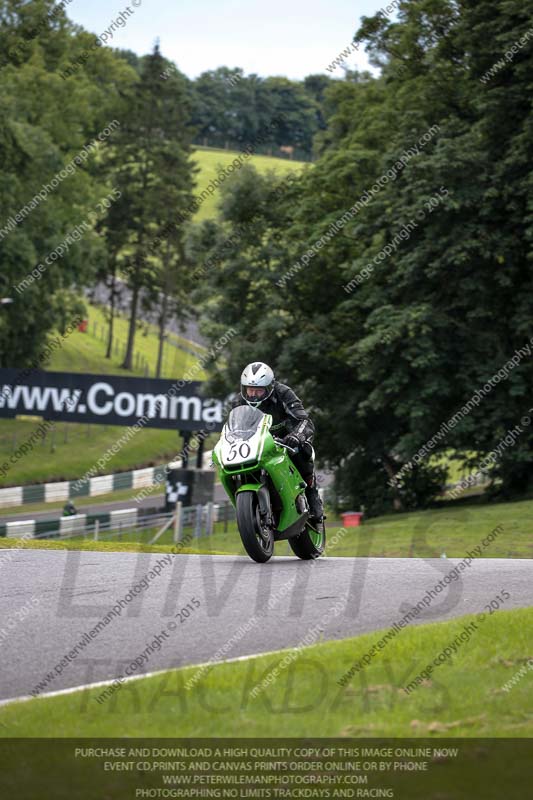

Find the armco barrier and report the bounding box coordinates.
[0,453,213,509]
[0,467,148,509]
[0,508,140,539]
[0,502,236,540]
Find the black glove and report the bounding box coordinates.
[300,440,313,459]
[283,433,302,449]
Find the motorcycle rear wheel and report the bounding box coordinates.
[289,520,326,560]
[236,491,274,563]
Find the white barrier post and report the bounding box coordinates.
[94,519,99,541]
[195,504,203,538]
[206,502,214,537]
[173,501,183,544]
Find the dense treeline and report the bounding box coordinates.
[187,69,329,159]
[1,0,532,512]
[119,55,331,159]
[192,0,533,511]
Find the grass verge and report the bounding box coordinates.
[327,497,533,559]
[1,609,531,738]
[151,498,531,558]
[0,538,227,556]
[2,496,532,557]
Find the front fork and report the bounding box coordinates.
[257,483,271,520]
[257,480,275,536]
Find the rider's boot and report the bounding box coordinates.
[305,474,324,521]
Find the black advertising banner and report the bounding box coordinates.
[0,738,531,799]
[0,370,225,432]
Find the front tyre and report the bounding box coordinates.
[236,491,274,563]
[289,520,326,560]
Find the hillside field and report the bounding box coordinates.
[0,149,304,489]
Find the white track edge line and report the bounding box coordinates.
[0,645,304,709]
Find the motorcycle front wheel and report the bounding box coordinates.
[236,491,274,563]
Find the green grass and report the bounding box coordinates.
[0,418,183,487]
[129,495,533,559]
[192,147,307,221]
[1,608,530,740]
[327,497,533,559]
[0,538,224,555]
[47,315,144,377]
[2,496,531,558]
[161,499,533,558]
[62,303,207,381]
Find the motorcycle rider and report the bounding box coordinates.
[231,362,324,521]
[62,500,77,517]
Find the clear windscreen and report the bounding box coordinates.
[226,405,264,441]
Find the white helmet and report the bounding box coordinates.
[240,362,275,407]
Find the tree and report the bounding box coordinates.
[188,163,303,392]
[0,0,135,366]
[188,68,322,157]
[107,44,196,371]
[91,194,131,360]
[259,77,319,154]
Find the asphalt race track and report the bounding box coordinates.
[1,550,532,703]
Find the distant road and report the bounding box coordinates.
[0,493,165,524]
[0,484,225,523]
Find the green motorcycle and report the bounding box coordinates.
[213,405,326,563]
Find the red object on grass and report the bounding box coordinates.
[78,319,88,333]
[341,511,364,527]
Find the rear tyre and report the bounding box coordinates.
[289,519,326,560]
[236,491,274,563]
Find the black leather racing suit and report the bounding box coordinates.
[231,382,322,517]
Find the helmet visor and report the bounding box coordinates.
[242,384,268,402]
[241,379,276,404]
